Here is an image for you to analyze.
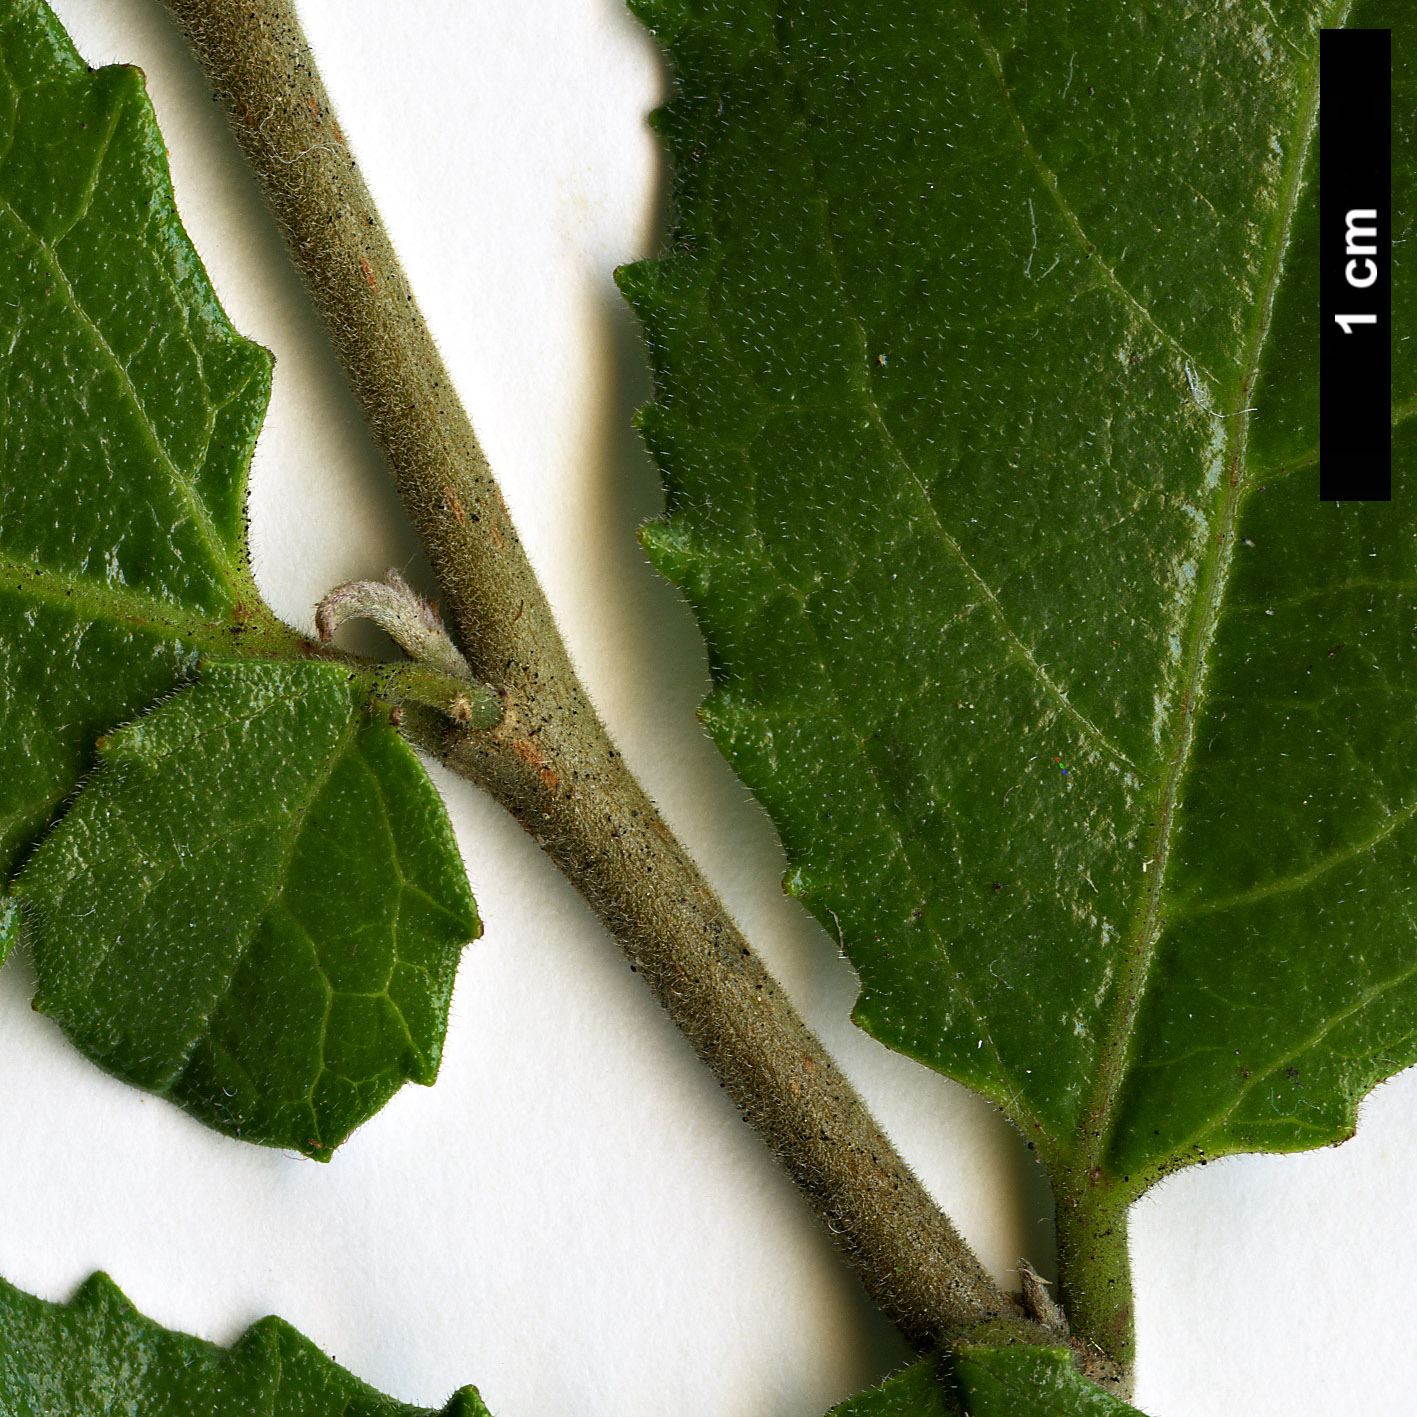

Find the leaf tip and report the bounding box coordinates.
[404,1038,442,1089]
[623,0,668,30]
[70,1270,134,1317]
[444,1385,494,1417]
[638,517,698,584]
[614,258,659,314]
[300,1138,336,1163]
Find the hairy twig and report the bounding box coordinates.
[152,0,1105,1377]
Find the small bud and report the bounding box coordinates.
[316,569,472,680]
[1019,1259,1068,1334]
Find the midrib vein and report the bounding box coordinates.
[0,553,307,661]
[0,177,238,590]
[1071,20,1335,1180]
[64,696,360,1090]
[0,550,221,636]
[162,709,361,1095]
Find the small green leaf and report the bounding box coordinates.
[822,1358,963,1416]
[0,1271,491,1416]
[0,0,481,1155]
[953,1343,1144,1416]
[623,0,1415,1210]
[14,659,477,1158]
[0,0,296,882]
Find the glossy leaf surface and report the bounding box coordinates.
[621,0,1417,1194]
[0,1,479,1156]
[0,1271,490,1416]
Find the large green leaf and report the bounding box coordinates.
[622,0,1413,1244]
[0,1271,490,1416]
[0,0,479,1155]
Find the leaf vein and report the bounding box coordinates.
[954,0,1217,386]
[1173,796,1417,919]
[1076,5,1338,1176]
[50,82,126,244]
[768,20,1139,776]
[0,189,237,589]
[1161,948,1417,1165]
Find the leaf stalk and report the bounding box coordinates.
[1051,1169,1137,1381]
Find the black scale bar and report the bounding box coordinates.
[1320,28,1392,501]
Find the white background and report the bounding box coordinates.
[4,3,1416,1413]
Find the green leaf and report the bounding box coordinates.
[13,658,478,1158]
[953,1342,1145,1416]
[0,0,479,1156]
[822,1358,963,1417]
[0,1271,491,1416]
[0,0,297,882]
[621,0,1414,1263]
[820,1343,1149,1416]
